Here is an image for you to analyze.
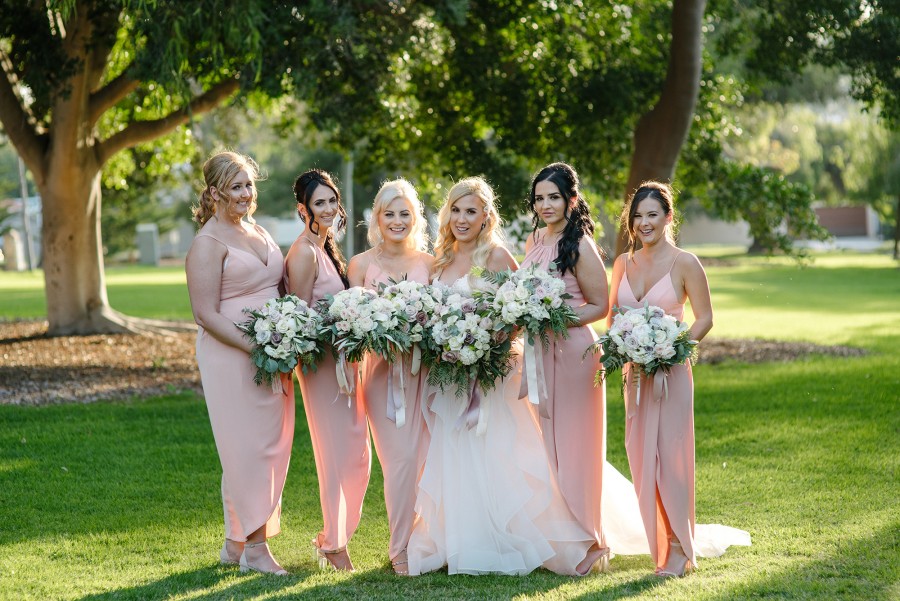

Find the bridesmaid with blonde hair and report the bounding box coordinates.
[608,181,711,577]
[348,179,434,575]
[519,162,612,572]
[185,151,293,575]
[285,169,371,572]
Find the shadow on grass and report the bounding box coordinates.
[72,559,671,601]
[73,564,298,601]
[707,520,899,600]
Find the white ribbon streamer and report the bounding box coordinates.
[524,338,550,419]
[387,356,407,428]
[335,351,354,408]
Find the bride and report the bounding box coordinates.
[407,177,615,576]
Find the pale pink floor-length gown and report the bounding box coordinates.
[614,252,751,570]
[194,227,295,542]
[615,253,697,570]
[291,240,371,552]
[520,235,608,551]
[360,259,431,560]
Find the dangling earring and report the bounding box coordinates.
[481,222,485,230]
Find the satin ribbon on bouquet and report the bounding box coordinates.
[455,379,488,436]
[385,345,423,428]
[386,352,407,428]
[523,338,550,419]
[271,372,290,395]
[335,350,355,408]
[624,362,670,419]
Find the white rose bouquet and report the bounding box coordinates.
[420,282,515,396]
[235,294,324,387]
[378,279,439,372]
[483,264,579,347]
[317,286,411,364]
[588,303,698,385]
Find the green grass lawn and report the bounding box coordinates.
[1,252,898,600]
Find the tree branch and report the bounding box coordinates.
[0,49,46,178]
[97,78,240,164]
[88,71,139,125]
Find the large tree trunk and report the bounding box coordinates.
[38,155,113,335]
[615,0,707,256]
[38,136,190,335]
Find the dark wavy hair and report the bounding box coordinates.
[620,181,677,258]
[528,162,595,277]
[293,169,349,288]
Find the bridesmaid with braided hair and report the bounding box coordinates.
[285,169,371,571]
[519,162,612,572]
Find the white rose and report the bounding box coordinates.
[276,316,298,335]
[255,329,272,345]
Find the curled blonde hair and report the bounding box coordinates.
[434,177,505,272]
[192,151,261,226]
[367,178,429,252]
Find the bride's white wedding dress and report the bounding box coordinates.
[407,277,749,576]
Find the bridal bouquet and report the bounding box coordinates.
[483,264,579,347]
[236,294,324,387]
[588,303,697,385]
[420,283,515,396]
[317,286,411,363]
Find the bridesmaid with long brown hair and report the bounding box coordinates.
[607,181,712,577]
[285,169,371,572]
[347,179,434,575]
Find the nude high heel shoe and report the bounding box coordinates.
[312,539,355,572]
[240,540,289,576]
[656,540,693,578]
[219,540,242,566]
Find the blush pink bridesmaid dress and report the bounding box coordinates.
[291,240,371,554]
[520,234,608,552]
[359,258,431,563]
[194,227,295,543]
[614,252,697,571]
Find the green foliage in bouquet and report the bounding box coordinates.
[419,283,515,397]
[482,266,580,350]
